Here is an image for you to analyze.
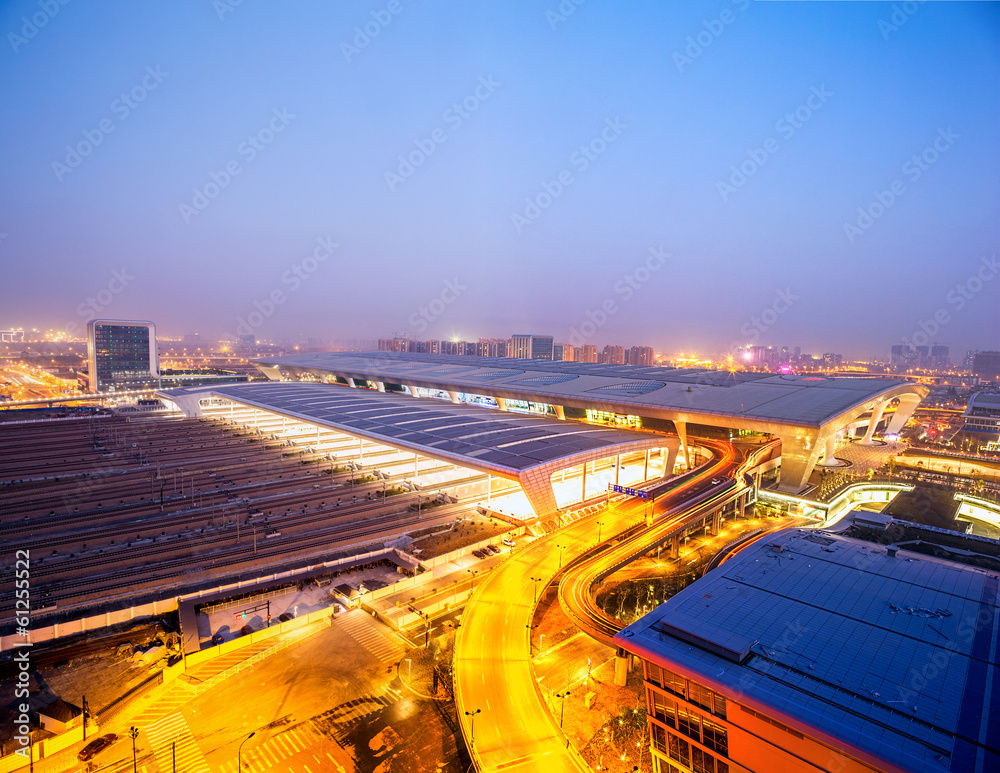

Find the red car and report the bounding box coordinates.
[78,733,118,761]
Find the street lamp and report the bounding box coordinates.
[467,568,478,591]
[557,543,567,570]
[465,708,481,747]
[597,520,604,542]
[239,731,255,770]
[557,690,571,735]
[530,575,543,604]
[128,727,139,773]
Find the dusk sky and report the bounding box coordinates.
[2,0,998,360]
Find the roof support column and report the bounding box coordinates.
[447,391,461,404]
[663,445,679,479]
[615,455,621,486]
[407,385,419,398]
[554,405,565,420]
[581,462,587,503]
[674,420,688,469]
[775,432,822,493]
[346,377,357,388]
[859,399,888,445]
[375,381,386,392]
[644,449,650,482]
[495,396,508,412]
[885,393,922,435]
[518,470,559,518]
[817,433,841,467]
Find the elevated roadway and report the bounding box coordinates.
[558,440,776,646]
[453,439,737,772]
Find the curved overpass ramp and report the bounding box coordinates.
[558,441,777,647]
[453,439,736,771]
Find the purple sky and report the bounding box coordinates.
[1,0,998,360]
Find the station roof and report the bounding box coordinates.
[160,381,667,476]
[252,352,924,430]
[615,528,1000,773]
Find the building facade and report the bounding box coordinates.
[86,319,158,393]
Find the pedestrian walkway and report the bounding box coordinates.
[335,610,406,664]
[215,723,330,773]
[144,713,211,773]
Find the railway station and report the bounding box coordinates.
[158,381,682,521]
[250,351,928,492]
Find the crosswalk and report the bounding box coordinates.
[144,713,211,773]
[335,609,407,663]
[216,723,333,773]
[312,683,403,745]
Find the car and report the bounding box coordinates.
[78,734,118,761]
[240,625,254,636]
[486,544,501,555]
[278,612,294,622]
[502,537,516,548]
[211,633,225,645]
[472,549,486,559]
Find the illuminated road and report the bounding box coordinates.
[453,440,737,772]
[558,440,776,646]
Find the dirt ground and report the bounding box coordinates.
[407,514,510,558]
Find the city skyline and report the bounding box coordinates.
[1,2,998,360]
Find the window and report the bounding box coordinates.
[667,733,691,767]
[652,723,667,754]
[647,662,663,687]
[692,747,713,773]
[677,707,701,741]
[703,717,729,757]
[662,668,687,699]
[713,693,727,720]
[689,681,713,712]
[649,689,676,728]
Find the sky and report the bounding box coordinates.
[1,0,998,360]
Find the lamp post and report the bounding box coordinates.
[531,575,544,604]
[128,727,139,773]
[557,543,566,570]
[239,731,255,770]
[467,568,478,591]
[597,520,604,543]
[465,708,481,747]
[557,690,571,738]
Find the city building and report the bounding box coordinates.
[85,319,158,393]
[510,334,554,360]
[930,344,949,369]
[576,344,598,363]
[973,351,1000,382]
[962,392,1000,439]
[251,351,926,491]
[600,344,626,364]
[0,329,25,343]
[964,350,981,370]
[628,346,655,367]
[477,338,509,358]
[616,526,1000,773]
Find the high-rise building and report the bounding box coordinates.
[477,338,509,358]
[973,351,1000,382]
[600,345,626,364]
[930,344,949,369]
[627,346,655,367]
[86,319,158,393]
[964,350,981,369]
[378,338,410,352]
[558,344,575,362]
[575,344,598,363]
[510,334,553,360]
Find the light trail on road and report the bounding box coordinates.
[453,438,741,772]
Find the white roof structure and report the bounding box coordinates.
[252,352,927,490]
[158,381,677,516]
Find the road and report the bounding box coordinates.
[558,440,774,646]
[453,440,737,772]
